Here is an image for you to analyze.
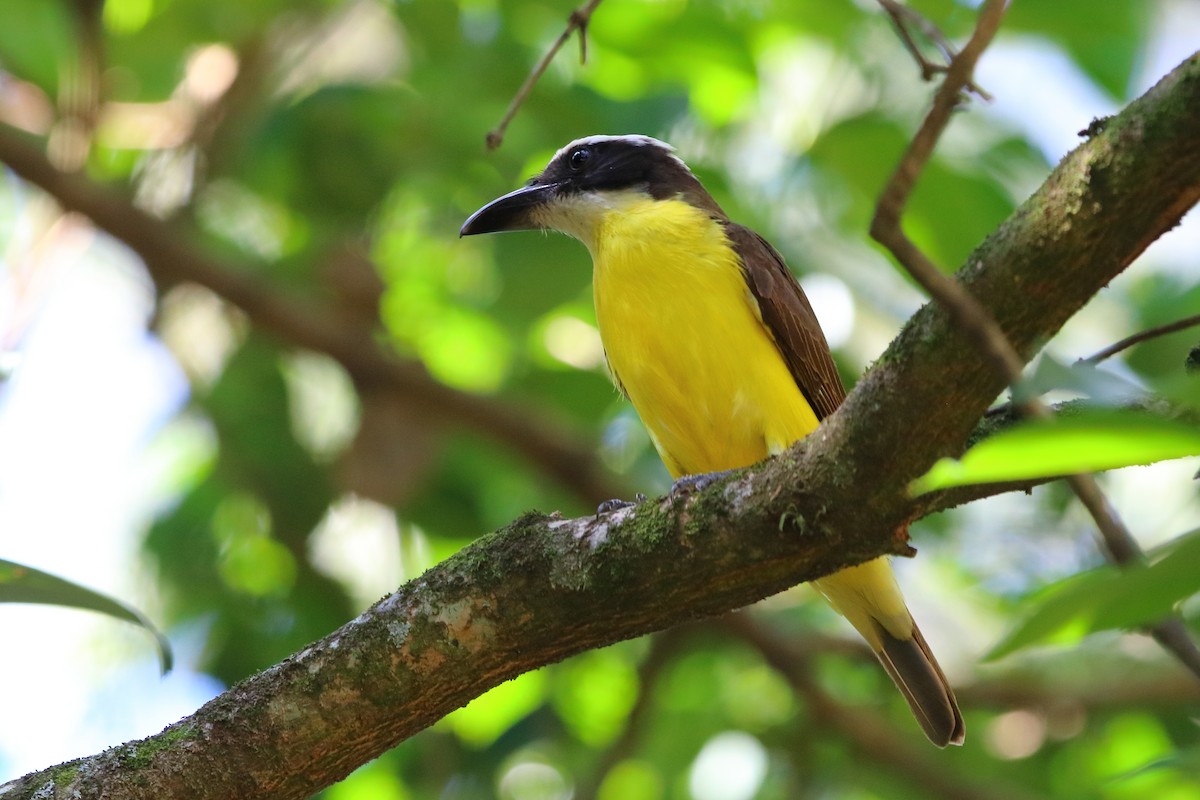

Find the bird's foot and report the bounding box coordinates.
[595,493,647,516]
[669,469,733,498]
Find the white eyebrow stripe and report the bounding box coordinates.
[553,134,689,170]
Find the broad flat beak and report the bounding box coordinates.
[460,181,560,236]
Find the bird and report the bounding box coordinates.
[460,134,964,747]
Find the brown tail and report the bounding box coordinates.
[874,620,965,747]
[814,559,964,746]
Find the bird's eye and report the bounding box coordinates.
[568,147,591,170]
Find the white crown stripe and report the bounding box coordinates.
[552,135,688,171]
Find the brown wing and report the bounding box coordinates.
[723,222,846,420]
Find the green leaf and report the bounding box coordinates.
[987,528,1200,660]
[911,412,1200,495]
[0,558,172,673]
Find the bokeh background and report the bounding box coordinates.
[1,1,1199,798]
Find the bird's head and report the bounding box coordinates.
[460,134,723,247]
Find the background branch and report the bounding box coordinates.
[877,0,990,98]
[960,667,1200,710]
[0,124,629,509]
[720,615,1040,800]
[1081,312,1200,365]
[574,629,687,800]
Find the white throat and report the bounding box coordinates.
[531,188,649,255]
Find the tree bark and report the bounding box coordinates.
[2,51,1197,800]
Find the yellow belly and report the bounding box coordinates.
[588,196,914,647]
[591,196,819,479]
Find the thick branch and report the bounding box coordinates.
[4,50,1199,800]
[0,125,628,508]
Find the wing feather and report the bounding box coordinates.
[723,223,846,420]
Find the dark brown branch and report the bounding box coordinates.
[1148,618,1200,677]
[2,47,1199,800]
[0,123,629,509]
[485,0,604,150]
[1081,312,1200,365]
[870,1,1200,679]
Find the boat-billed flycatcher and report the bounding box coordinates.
[461,134,964,747]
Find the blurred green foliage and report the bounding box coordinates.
[2,0,1199,798]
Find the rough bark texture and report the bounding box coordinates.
[1,52,1197,800]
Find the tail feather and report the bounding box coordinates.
[814,559,964,747]
[874,621,965,748]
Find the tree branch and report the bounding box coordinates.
[1081,312,1200,365]
[3,50,1198,800]
[871,0,1200,678]
[713,623,1200,710]
[0,124,629,509]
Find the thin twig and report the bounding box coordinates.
[877,0,991,99]
[485,0,605,150]
[871,0,1020,384]
[870,0,1200,681]
[1080,312,1200,365]
[1148,618,1200,677]
[1064,475,1200,677]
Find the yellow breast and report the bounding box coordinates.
[589,195,820,478]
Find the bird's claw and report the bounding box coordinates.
[669,469,732,497]
[595,493,647,516]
